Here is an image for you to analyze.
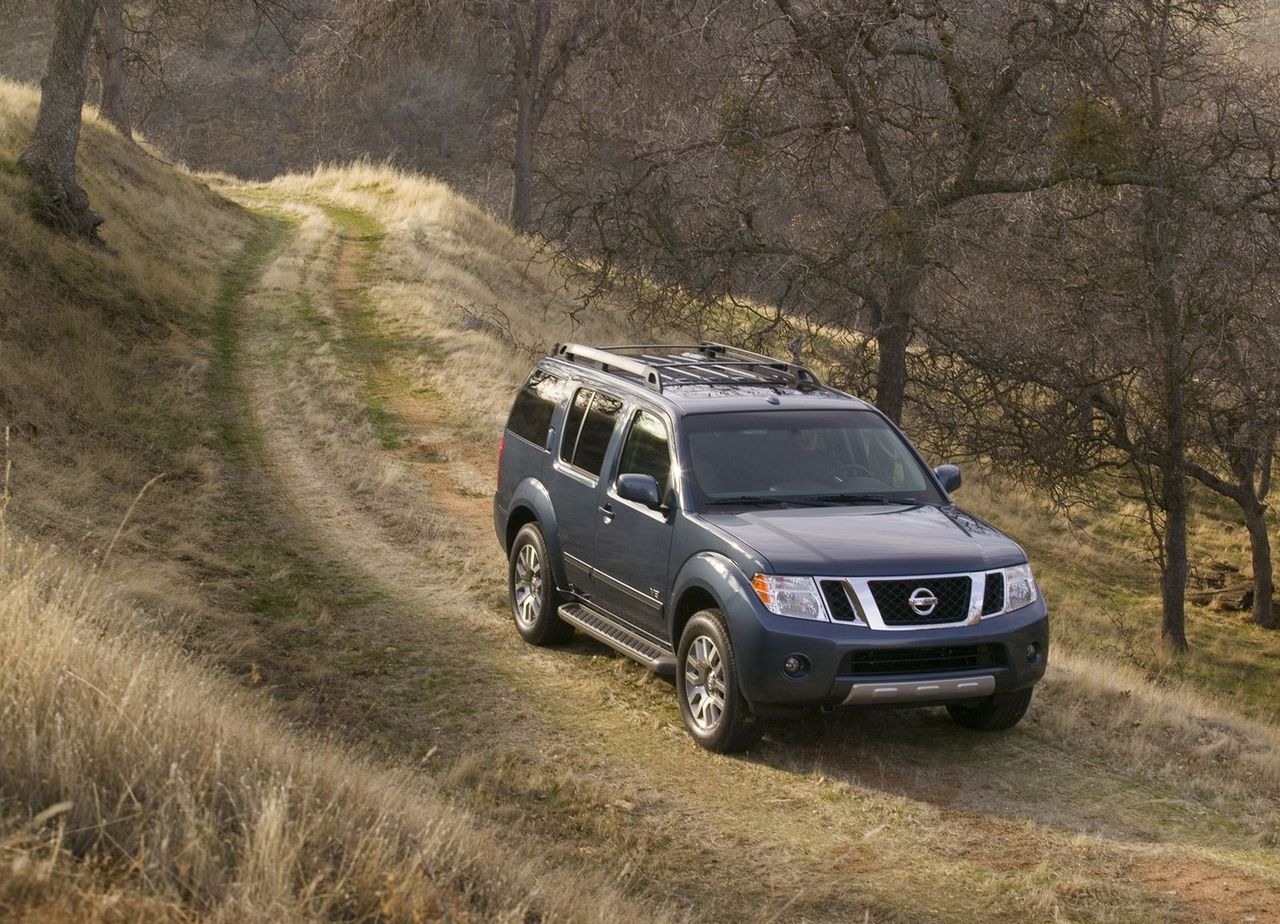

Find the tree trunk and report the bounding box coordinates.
[94,0,131,140]
[873,235,926,424]
[1160,458,1190,651]
[510,92,536,231]
[874,306,910,425]
[19,0,103,238]
[1242,502,1276,629]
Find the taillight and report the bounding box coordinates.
[497,436,505,481]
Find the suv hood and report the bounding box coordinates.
[700,504,1026,576]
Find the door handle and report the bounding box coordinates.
[598,503,614,520]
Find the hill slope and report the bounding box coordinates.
[2,83,1279,922]
[0,82,649,923]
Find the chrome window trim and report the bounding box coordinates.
[817,570,996,631]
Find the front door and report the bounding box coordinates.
[592,408,676,643]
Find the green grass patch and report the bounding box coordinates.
[209,214,293,460]
[317,204,413,451]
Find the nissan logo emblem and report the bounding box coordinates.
[908,587,939,616]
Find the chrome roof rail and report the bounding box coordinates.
[552,341,821,393]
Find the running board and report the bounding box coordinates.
[559,603,676,677]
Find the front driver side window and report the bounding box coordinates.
[617,410,672,495]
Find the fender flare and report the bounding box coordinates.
[669,551,761,644]
[504,478,569,590]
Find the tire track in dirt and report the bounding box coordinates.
[229,196,1280,924]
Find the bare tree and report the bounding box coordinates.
[1187,336,1280,628]
[18,0,309,236]
[549,0,1166,422]
[93,0,132,139]
[928,0,1280,650]
[337,0,615,230]
[492,0,605,229]
[20,0,104,238]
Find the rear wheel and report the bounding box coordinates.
[676,609,760,753]
[946,688,1033,731]
[508,523,573,646]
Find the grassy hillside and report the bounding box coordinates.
[0,82,649,922]
[3,80,1280,923]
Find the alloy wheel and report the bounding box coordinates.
[683,634,726,731]
[513,542,543,627]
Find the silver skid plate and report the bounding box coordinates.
[843,674,995,705]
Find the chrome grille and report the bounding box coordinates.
[868,576,971,626]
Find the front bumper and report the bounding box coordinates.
[726,593,1049,709]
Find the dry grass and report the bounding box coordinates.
[0,78,248,618]
[251,166,644,457]
[0,530,653,923]
[0,86,656,922]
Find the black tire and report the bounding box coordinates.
[508,523,573,646]
[676,609,761,753]
[946,687,1033,731]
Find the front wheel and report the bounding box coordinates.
[946,687,1033,731]
[508,523,573,646]
[676,610,760,753]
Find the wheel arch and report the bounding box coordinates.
[504,478,568,590]
[505,504,538,551]
[671,585,720,651]
[669,552,757,649]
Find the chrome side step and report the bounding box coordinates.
[558,603,676,677]
[842,674,995,706]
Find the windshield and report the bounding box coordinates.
[682,409,943,508]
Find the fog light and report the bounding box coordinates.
[783,654,810,679]
[1026,642,1040,663]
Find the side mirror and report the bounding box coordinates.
[934,464,962,494]
[617,473,662,509]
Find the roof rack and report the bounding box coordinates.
[550,341,822,394]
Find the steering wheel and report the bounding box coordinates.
[829,462,875,485]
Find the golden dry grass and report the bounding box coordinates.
[0,531,633,923]
[0,85,658,923]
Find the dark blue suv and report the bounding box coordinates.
[494,343,1048,752]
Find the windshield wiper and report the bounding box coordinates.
[704,495,801,507]
[791,493,912,506]
[705,493,913,508]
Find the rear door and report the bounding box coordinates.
[591,407,676,642]
[547,385,624,594]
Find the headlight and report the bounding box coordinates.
[998,563,1038,613]
[751,574,827,621]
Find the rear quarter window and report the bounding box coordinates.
[506,370,562,448]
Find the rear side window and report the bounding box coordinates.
[617,410,672,493]
[560,388,623,477]
[507,370,562,448]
